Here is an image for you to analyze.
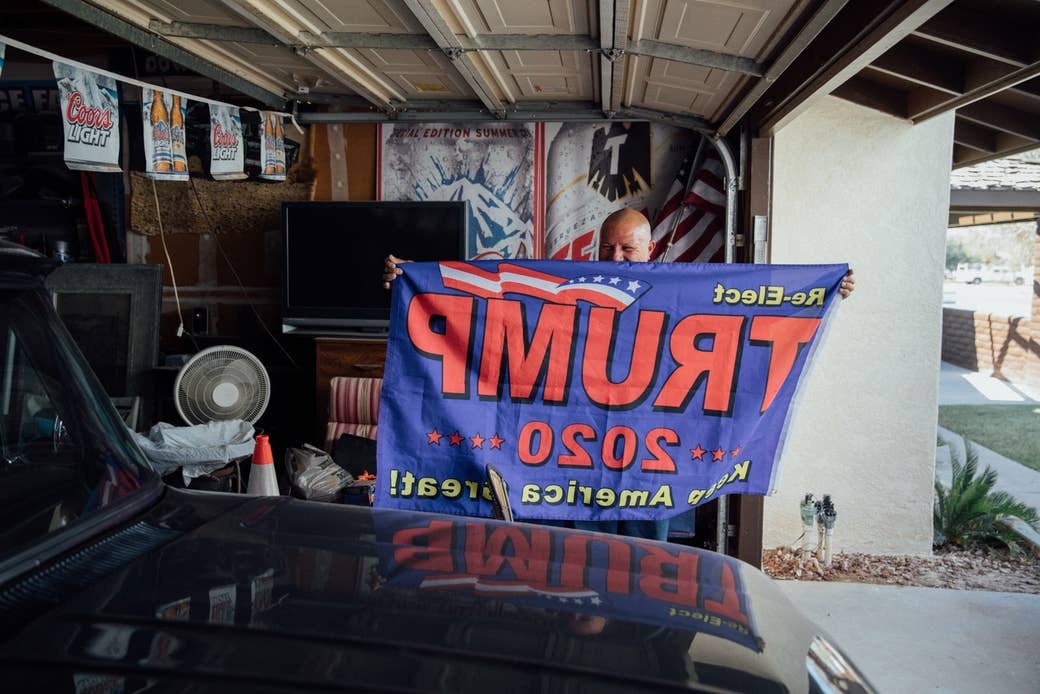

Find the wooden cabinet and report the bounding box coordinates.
[314,337,387,438]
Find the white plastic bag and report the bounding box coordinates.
[287,444,352,502]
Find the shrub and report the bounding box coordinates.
[934,438,1039,555]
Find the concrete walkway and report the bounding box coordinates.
[777,361,1040,693]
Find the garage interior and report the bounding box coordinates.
[0,0,1037,564]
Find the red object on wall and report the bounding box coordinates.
[80,171,111,263]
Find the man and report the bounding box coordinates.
[383,209,855,540]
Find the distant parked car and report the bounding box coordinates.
[954,262,1026,285]
[0,242,874,693]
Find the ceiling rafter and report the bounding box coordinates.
[149,18,772,78]
[626,39,763,76]
[36,0,285,106]
[908,60,1040,122]
[866,41,961,95]
[600,0,630,117]
[912,6,1035,67]
[952,117,997,153]
[748,0,953,135]
[401,0,508,117]
[958,100,1040,141]
[295,102,712,135]
[216,0,400,107]
[717,0,850,137]
[954,137,1040,168]
[149,21,605,52]
[830,74,906,119]
[597,0,613,116]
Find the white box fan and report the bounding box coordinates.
[173,345,271,425]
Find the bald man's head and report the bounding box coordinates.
[598,208,655,262]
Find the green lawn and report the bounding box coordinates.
[938,405,1040,473]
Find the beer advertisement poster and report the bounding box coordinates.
[259,111,286,181]
[52,62,120,173]
[543,123,696,260]
[209,104,246,180]
[142,87,188,180]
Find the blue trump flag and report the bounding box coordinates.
[372,511,762,652]
[375,260,847,522]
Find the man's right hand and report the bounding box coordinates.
[382,254,411,289]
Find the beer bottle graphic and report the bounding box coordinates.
[262,113,275,176]
[170,94,187,173]
[273,115,285,174]
[150,90,172,172]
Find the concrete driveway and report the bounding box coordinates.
[777,362,1040,693]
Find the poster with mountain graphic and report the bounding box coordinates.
[378,124,536,260]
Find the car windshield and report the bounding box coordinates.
[0,280,160,563]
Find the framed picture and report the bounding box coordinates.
[45,264,162,421]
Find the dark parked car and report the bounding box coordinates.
[0,243,873,692]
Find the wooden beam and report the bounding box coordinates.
[750,0,952,136]
[958,100,1040,140]
[1008,77,1040,102]
[831,74,907,118]
[869,41,962,94]
[716,0,849,137]
[401,0,508,116]
[953,118,997,153]
[608,0,630,115]
[37,0,286,106]
[953,137,1040,169]
[627,39,764,76]
[910,59,1040,122]
[913,6,1034,67]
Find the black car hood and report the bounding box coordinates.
[0,491,832,693]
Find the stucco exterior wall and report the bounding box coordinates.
[764,96,954,555]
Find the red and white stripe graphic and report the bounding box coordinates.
[439,261,650,310]
[651,149,726,263]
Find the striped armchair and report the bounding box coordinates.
[324,376,382,452]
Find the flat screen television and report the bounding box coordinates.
[281,201,467,336]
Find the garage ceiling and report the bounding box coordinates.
[6,0,1040,167]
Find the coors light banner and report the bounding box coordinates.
[142,88,188,181]
[209,104,245,180]
[53,62,120,173]
[259,111,286,181]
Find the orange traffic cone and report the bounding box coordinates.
[246,434,279,496]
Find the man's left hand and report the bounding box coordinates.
[839,269,855,299]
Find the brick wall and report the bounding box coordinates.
[941,224,1040,388]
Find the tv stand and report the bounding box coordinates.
[283,324,389,338]
[314,337,387,444]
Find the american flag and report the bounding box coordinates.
[650,147,726,263]
[439,261,651,310]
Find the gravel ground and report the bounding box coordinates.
[762,546,1040,594]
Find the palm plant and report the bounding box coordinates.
[934,438,1039,554]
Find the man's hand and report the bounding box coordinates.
[839,269,855,298]
[383,254,411,289]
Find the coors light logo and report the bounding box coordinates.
[64,90,114,147]
[212,122,239,160]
